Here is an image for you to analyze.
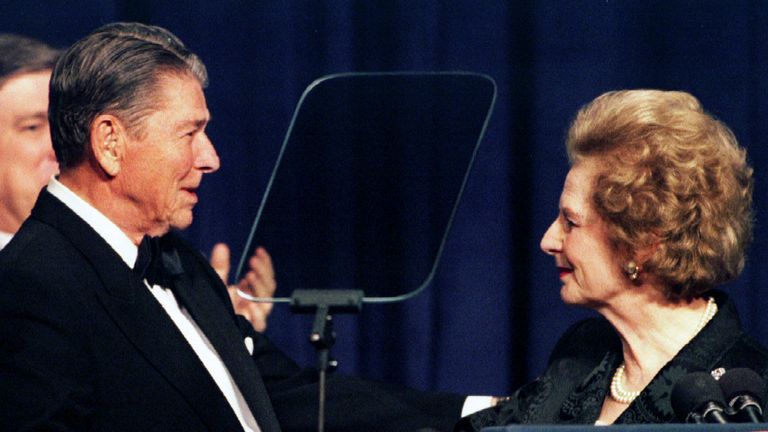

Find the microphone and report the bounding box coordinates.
[671,371,729,423]
[718,368,767,423]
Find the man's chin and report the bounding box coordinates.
[146,213,192,237]
[169,212,194,231]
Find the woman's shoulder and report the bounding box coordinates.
[708,293,768,376]
[721,331,768,377]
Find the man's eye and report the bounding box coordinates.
[20,122,44,132]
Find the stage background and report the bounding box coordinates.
[3,1,767,397]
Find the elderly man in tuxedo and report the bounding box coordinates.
[0,32,274,331]
[0,22,466,431]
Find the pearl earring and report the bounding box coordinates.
[625,261,640,281]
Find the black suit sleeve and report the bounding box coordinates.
[234,314,465,432]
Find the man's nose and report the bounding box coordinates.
[195,133,220,173]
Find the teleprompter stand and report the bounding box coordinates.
[290,289,364,432]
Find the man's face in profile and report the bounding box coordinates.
[115,73,220,236]
[0,70,58,232]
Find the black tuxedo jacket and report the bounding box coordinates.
[0,190,464,431]
[455,292,768,430]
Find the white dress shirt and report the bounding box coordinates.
[47,178,260,432]
[0,230,13,251]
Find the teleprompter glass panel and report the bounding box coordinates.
[236,72,496,302]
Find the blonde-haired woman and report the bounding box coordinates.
[457,90,766,429]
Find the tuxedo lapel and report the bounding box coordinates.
[96,277,247,431]
[170,257,281,432]
[29,191,246,431]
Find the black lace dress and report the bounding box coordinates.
[455,292,768,431]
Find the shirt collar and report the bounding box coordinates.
[47,177,138,268]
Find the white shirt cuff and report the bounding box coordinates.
[461,395,495,417]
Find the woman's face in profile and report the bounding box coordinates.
[540,159,629,308]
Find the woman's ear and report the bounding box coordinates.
[90,114,125,177]
[635,241,660,265]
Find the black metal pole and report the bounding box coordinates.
[292,290,363,432]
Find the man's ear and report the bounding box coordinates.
[90,114,125,177]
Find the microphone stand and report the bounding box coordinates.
[291,289,364,432]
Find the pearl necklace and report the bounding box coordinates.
[609,297,718,404]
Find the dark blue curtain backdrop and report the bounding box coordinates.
[4,1,768,397]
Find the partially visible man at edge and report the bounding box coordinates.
[0,23,480,431]
[0,33,273,331]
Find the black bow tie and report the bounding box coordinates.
[134,236,179,288]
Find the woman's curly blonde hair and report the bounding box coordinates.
[566,90,753,301]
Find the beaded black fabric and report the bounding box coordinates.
[455,292,768,431]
